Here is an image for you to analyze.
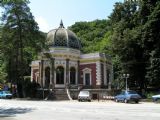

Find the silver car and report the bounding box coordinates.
[78,90,91,102]
[152,94,160,102]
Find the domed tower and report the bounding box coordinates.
[32,20,81,90]
[46,20,81,50]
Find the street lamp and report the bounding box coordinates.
[123,74,129,91]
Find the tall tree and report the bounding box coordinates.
[0,0,45,96]
[142,1,160,88]
[109,1,148,90]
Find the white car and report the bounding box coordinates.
[78,90,91,102]
[152,94,160,102]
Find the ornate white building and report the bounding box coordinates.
[31,21,113,99]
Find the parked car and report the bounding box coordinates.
[152,94,160,102]
[0,90,12,99]
[78,90,91,102]
[114,90,141,103]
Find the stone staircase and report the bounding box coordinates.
[41,88,72,100]
[54,89,70,100]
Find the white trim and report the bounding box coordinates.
[96,61,101,85]
[82,68,92,85]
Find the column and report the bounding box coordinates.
[40,60,44,88]
[31,67,33,82]
[66,59,69,88]
[50,58,55,89]
[103,62,107,85]
[77,60,80,85]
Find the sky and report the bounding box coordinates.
[0,0,123,32]
[28,0,123,32]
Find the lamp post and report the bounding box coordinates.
[123,74,129,91]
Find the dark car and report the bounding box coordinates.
[114,90,141,103]
[0,90,12,99]
[78,90,91,102]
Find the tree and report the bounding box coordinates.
[109,1,148,90]
[0,24,7,83]
[69,19,111,53]
[0,0,45,97]
[142,1,160,88]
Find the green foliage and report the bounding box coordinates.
[69,19,111,53]
[0,0,45,86]
[23,77,40,98]
[110,0,160,90]
[0,53,7,83]
[143,1,160,88]
[110,1,147,89]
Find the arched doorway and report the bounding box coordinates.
[45,67,50,88]
[70,67,76,84]
[56,66,64,84]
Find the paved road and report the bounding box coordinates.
[0,99,160,120]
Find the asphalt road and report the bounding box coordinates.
[0,99,160,120]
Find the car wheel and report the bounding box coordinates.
[135,100,139,103]
[115,99,119,102]
[124,99,128,103]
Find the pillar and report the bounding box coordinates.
[40,60,44,88]
[66,59,69,88]
[50,58,55,89]
[103,62,107,85]
[31,67,33,82]
[77,60,80,85]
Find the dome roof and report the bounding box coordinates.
[46,20,81,50]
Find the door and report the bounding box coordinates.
[85,73,90,85]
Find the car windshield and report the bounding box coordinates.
[3,91,11,94]
[128,91,137,94]
[79,91,89,95]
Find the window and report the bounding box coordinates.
[85,73,90,85]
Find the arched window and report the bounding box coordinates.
[70,67,76,84]
[56,66,64,84]
[45,67,50,88]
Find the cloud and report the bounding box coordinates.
[35,16,50,32]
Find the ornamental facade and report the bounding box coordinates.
[30,21,113,99]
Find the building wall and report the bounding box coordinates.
[79,63,96,86]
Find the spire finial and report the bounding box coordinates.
[59,19,64,28]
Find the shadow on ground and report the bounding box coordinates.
[0,107,34,117]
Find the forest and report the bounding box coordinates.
[0,0,160,94]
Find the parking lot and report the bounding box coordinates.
[0,99,160,120]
